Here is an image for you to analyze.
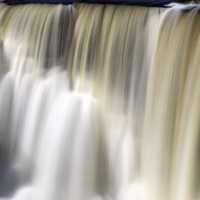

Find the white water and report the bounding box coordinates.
[0,2,199,200]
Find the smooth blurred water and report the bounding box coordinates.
[0,2,200,200]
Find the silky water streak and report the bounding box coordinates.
[70,4,161,200]
[0,2,199,200]
[142,5,200,200]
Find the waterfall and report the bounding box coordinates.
[142,5,200,200]
[70,4,161,198]
[0,2,199,200]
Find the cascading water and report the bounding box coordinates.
[69,4,161,199]
[142,5,200,200]
[0,2,200,200]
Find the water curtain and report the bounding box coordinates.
[142,6,200,200]
[0,2,199,200]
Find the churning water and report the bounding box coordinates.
[0,2,199,200]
